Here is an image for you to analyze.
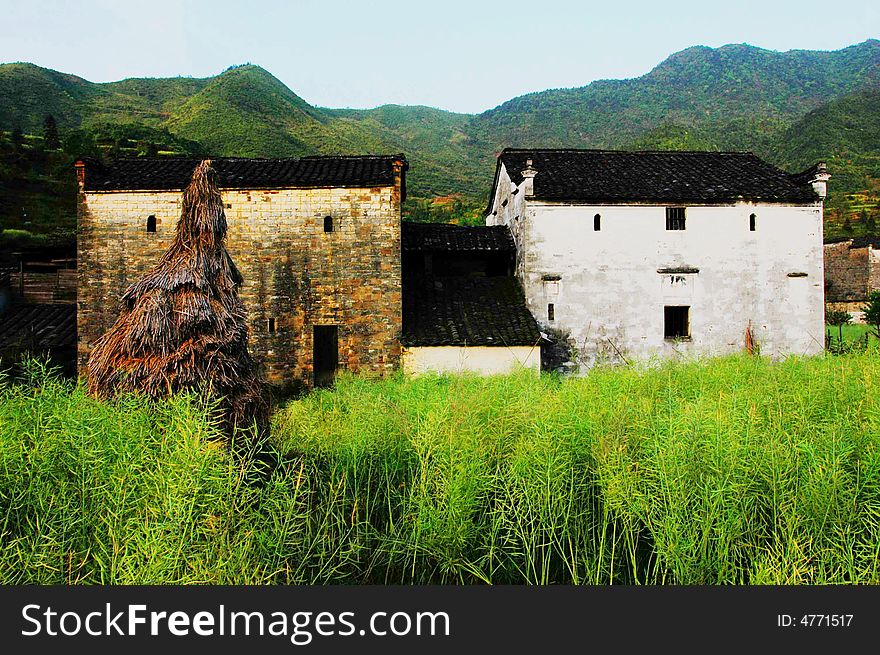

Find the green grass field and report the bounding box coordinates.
[1,352,879,584]
[825,323,877,353]
[829,323,875,340]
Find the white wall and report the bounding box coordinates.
[492,194,825,366]
[486,165,528,279]
[402,346,540,375]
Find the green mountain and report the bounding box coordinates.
[2,39,879,247]
[769,88,880,239]
[474,41,880,151]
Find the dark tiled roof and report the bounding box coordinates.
[0,304,76,349]
[80,155,408,192]
[491,148,819,208]
[402,277,541,347]
[402,222,515,252]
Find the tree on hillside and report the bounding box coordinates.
[843,215,853,233]
[11,125,24,149]
[87,160,269,445]
[42,115,61,149]
[108,139,123,159]
[63,130,100,158]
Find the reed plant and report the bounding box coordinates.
[2,352,878,584]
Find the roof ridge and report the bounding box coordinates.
[105,154,407,163]
[500,147,757,156]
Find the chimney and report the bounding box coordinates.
[391,156,407,203]
[521,158,537,197]
[808,162,830,200]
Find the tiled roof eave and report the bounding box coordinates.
[80,155,406,193]
[401,223,516,252]
[401,339,537,347]
[83,182,397,193]
[529,195,819,205]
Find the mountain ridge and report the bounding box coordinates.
[1,39,879,240]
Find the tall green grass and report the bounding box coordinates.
[2,353,879,584]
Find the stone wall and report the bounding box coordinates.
[869,246,880,296]
[78,180,402,386]
[824,240,869,303]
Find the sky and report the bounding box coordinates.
[0,0,877,114]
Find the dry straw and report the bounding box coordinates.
[87,160,269,442]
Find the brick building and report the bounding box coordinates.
[824,236,880,321]
[76,155,406,387]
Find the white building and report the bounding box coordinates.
[485,149,829,368]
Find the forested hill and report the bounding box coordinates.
[1,39,879,247]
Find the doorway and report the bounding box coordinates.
[313,325,339,387]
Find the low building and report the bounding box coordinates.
[485,148,828,367]
[0,303,77,376]
[401,222,540,374]
[824,236,880,322]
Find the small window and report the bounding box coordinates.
[594,214,601,231]
[146,215,157,233]
[749,213,756,231]
[664,306,690,339]
[323,216,333,233]
[548,303,555,321]
[267,318,276,333]
[666,207,686,230]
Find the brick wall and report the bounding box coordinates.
[824,240,869,303]
[869,247,880,296]
[77,181,402,386]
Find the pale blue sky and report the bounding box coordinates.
[0,0,876,113]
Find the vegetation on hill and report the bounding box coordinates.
[0,129,77,255]
[770,88,880,239]
[1,40,879,242]
[0,123,202,259]
[473,41,880,148]
[2,352,879,584]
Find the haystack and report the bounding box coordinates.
[87,160,269,442]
